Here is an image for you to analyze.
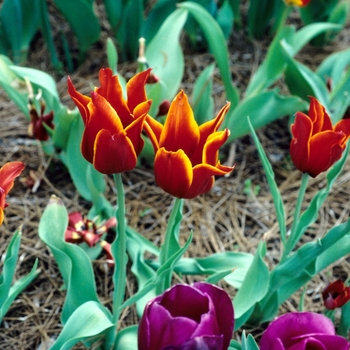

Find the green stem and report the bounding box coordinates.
[274,5,292,35]
[282,172,309,261]
[157,197,184,294]
[106,173,127,349]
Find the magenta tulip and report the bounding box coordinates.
[138,282,234,350]
[260,312,350,350]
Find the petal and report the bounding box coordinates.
[126,68,151,113]
[307,131,346,177]
[290,334,350,350]
[0,161,25,195]
[193,282,234,350]
[93,129,137,174]
[202,129,230,166]
[160,91,200,157]
[309,97,332,134]
[334,118,350,141]
[290,112,312,173]
[144,115,164,151]
[96,68,133,127]
[67,77,91,125]
[154,148,192,198]
[179,335,224,350]
[0,208,4,226]
[191,103,230,165]
[260,312,336,350]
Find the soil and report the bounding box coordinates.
[0,2,349,350]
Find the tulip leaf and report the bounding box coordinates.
[233,242,269,326]
[224,89,308,141]
[285,143,349,256]
[338,299,350,337]
[115,325,138,350]
[179,1,239,107]
[146,8,187,114]
[192,63,215,125]
[38,196,99,323]
[0,259,39,322]
[248,116,287,247]
[241,331,260,350]
[65,116,106,202]
[120,232,193,311]
[50,301,114,350]
[281,41,330,107]
[52,0,100,61]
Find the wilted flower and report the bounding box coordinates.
[28,99,54,141]
[290,97,350,177]
[68,68,152,174]
[0,162,25,225]
[65,212,116,248]
[322,279,350,310]
[145,91,234,199]
[138,282,234,350]
[260,312,350,350]
[284,0,311,7]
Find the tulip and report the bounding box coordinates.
[322,279,350,310]
[290,97,350,177]
[67,68,152,174]
[28,99,54,141]
[260,312,350,350]
[0,162,25,225]
[138,282,234,350]
[65,212,116,248]
[283,0,311,7]
[144,91,234,199]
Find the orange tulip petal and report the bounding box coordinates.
[203,129,231,167]
[124,112,148,157]
[309,97,332,134]
[160,91,200,157]
[308,131,346,177]
[290,112,312,172]
[154,148,192,198]
[144,115,164,151]
[127,68,151,113]
[334,119,350,142]
[67,77,91,124]
[93,129,137,174]
[0,208,4,225]
[96,68,133,126]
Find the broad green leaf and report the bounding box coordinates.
[233,242,269,321]
[0,230,21,306]
[0,0,40,63]
[50,301,114,350]
[120,232,193,310]
[52,0,100,61]
[338,299,350,337]
[106,37,118,74]
[38,196,99,323]
[103,0,123,31]
[192,63,215,125]
[216,0,234,39]
[281,41,330,107]
[65,116,106,201]
[179,2,239,107]
[229,339,242,350]
[241,331,260,350]
[52,107,76,152]
[115,325,138,350]
[146,8,187,114]
[9,65,62,113]
[224,89,308,141]
[0,259,39,322]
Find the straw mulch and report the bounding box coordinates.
[0,4,349,349]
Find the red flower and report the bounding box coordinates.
[0,162,25,225]
[28,100,54,141]
[322,280,350,310]
[67,68,152,174]
[65,212,116,248]
[144,91,234,199]
[290,97,350,177]
[284,0,311,7]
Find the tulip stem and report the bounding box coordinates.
[282,172,309,261]
[107,173,127,347]
[157,197,184,294]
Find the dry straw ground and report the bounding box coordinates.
[0,3,350,349]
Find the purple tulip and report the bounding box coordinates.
[260,312,350,350]
[138,282,234,350]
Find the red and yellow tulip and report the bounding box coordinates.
[145,91,234,199]
[290,97,350,177]
[0,162,25,225]
[68,68,152,174]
